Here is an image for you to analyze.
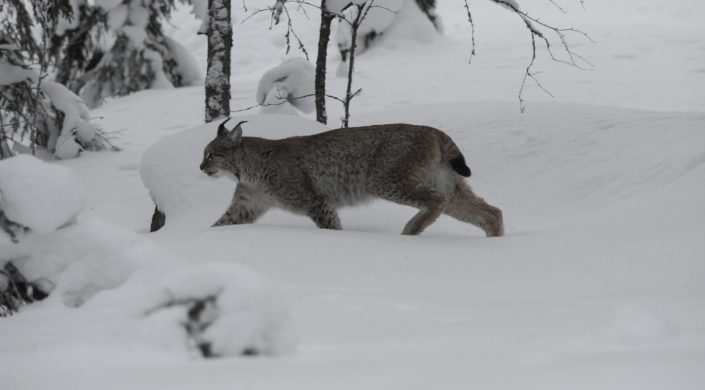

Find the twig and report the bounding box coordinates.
[486,0,594,111]
[230,92,345,113]
[462,0,476,64]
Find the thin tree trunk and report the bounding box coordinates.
[204,0,233,123]
[315,2,334,125]
[151,0,233,232]
[342,6,364,128]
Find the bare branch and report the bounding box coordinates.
[462,0,477,64]
[230,92,346,113]
[547,0,567,14]
[483,0,594,111]
[281,4,310,59]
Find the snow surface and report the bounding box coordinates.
[3,0,705,388]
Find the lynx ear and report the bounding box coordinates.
[228,120,248,143]
[217,117,232,137]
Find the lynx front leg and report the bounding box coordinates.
[212,184,270,227]
[373,181,448,235]
[306,202,342,230]
[399,187,448,235]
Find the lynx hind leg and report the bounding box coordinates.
[213,185,270,227]
[444,178,504,237]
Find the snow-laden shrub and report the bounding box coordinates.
[80,0,203,108]
[1,155,296,356]
[0,56,115,159]
[0,155,85,238]
[256,58,315,115]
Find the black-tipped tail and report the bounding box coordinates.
[450,155,471,177]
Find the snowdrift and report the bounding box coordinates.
[140,114,328,228]
[1,155,296,357]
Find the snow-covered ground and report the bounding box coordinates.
[2,0,705,389]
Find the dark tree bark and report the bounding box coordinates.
[153,0,233,232]
[204,0,233,123]
[315,2,334,125]
[0,121,13,159]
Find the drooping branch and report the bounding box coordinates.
[480,0,594,111]
[462,0,476,63]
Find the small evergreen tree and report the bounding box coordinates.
[79,0,194,108]
[49,0,106,95]
[0,0,112,159]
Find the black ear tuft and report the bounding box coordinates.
[228,120,247,142]
[232,120,248,132]
[217,117,232,137]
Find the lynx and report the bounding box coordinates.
[200,118,503,237]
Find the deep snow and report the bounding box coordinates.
[2,0,705,389]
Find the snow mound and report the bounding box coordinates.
[140,114,328,228]
[141,263,296,356]
[0,156,296,357]
[256,58,315,115]
[10,214,295,357]
[0,155,86,235]
[382,0,438,45]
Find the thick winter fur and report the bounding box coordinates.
[200,119,504,237]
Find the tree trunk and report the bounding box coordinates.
[204,0,233,123]
[0,119,13,159]
[151,0,233,232]
[342,5,364,128]
[315,2,334,125]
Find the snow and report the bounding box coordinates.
[326,0,374,14]
[165,37,204,86]
[3,0,705,388]
[335,0,407,55]
[0,58,38,85]
[256,58,315,114]
[143,49,174,89]
[41,80,100,158]
[0,155,86,235]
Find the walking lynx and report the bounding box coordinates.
[200,118,503,236]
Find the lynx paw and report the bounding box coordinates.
[212,213,235,227]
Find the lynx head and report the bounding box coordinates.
[200,118,248,180]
